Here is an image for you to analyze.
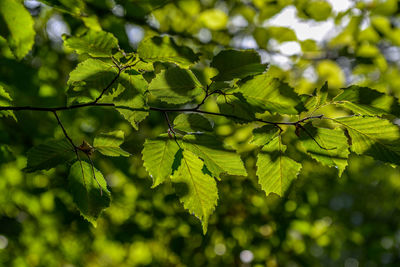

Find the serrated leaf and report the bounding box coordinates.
[210,50,268,81]
[138,36,199,68]
[299,124,349,176]
[256,136,302,196]
[63,30,119,57]
[250,125,279,146]
[24,140,76,172]
[67,58,118,103]
[142,134,180,187]
[0,85,16,121]
[174,114,213,133]
[333,85,395,116]
[171,150,218,233]
[148,67,203,104]
[114,73,149,130]
[239,73,304,115]
[94,130,130,157]
[0,0,35,60]
[333,116,400,165]
[182,134,247,177]
[68,161,111,226]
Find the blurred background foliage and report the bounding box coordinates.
[1,0,400,266]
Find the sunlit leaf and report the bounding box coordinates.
[171,150,218,233]
[142,134,180,187]
[63,30,119,57]
[0,0,35,60]
[0,85,16,121]
[173,114,213,133]
[256,136,302,196]
[250,125,279,146]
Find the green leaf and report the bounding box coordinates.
[306,1,332,21]
[217,92,263,122]
[210,50,268,81]
[67,58,118,103]
[148,67,203,104]
[299,124,349,176]
[333,116,400,165]
[239,73,304,115]
[0,85,16,120]
[182,135,247,177]
[256,136,302,196]
[0,0,35,60]
[171,150,218,233]
[0,145,15,164]
[24,140,76,172]
[114,73,149,130]
[173,114,213,133]
[138,36,199,68]
[94,130,130,157]
[333,85,395,116]
[142,134,180,187]
[250,125,279,146]
[199,9,228,30]
[39,0,85,16]
[63,30,119,57]
[68,161,111,226]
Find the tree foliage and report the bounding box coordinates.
[1,0,400,266]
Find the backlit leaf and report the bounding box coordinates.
[94,130,130,157]
[173,114,213,133]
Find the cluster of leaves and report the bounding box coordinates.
[2,12,400,233]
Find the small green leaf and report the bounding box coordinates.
[114,73,149,130]
[182,134,247,177]
[0,0,35,60]
[68,161,111,226]
[250,125,279,146]
[0,85,16,120]
[138,36,199,68]
[67,58,118,103]
[174,114,213,133]
[142,134,180,187]
[239,73,304,115]
[210,50,268,81]
[299,124,349,176]
[256,136,302,196]
[171,150,218,233]
[94,130,130,157]
[199,9,228,30]
[24,140,76,172]
[148,67,203,104]
[306,1,332,21]
[63,30,119,57]
[333,116,400,165]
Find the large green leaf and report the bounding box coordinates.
[182,135,247,177]
[333,85,396,116]
[173,114,213,133]
[0,0,35,60]
[24,140,76,172]
[333,116,400,165]
[256,136,302,196]
[210,50,268,81]
[113,73,149,130]
[142,134,180,187]
[171,150,218,233]
[217,92,263,122]
[67,58,118,103]
[148,67,203,104]
[138,36,199,68]
[63,30,119,57]
[0,85,16,120]
[68,161,111,226]
[239,73,304,115]
[299,124,349,176]
[93,130,130,157]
